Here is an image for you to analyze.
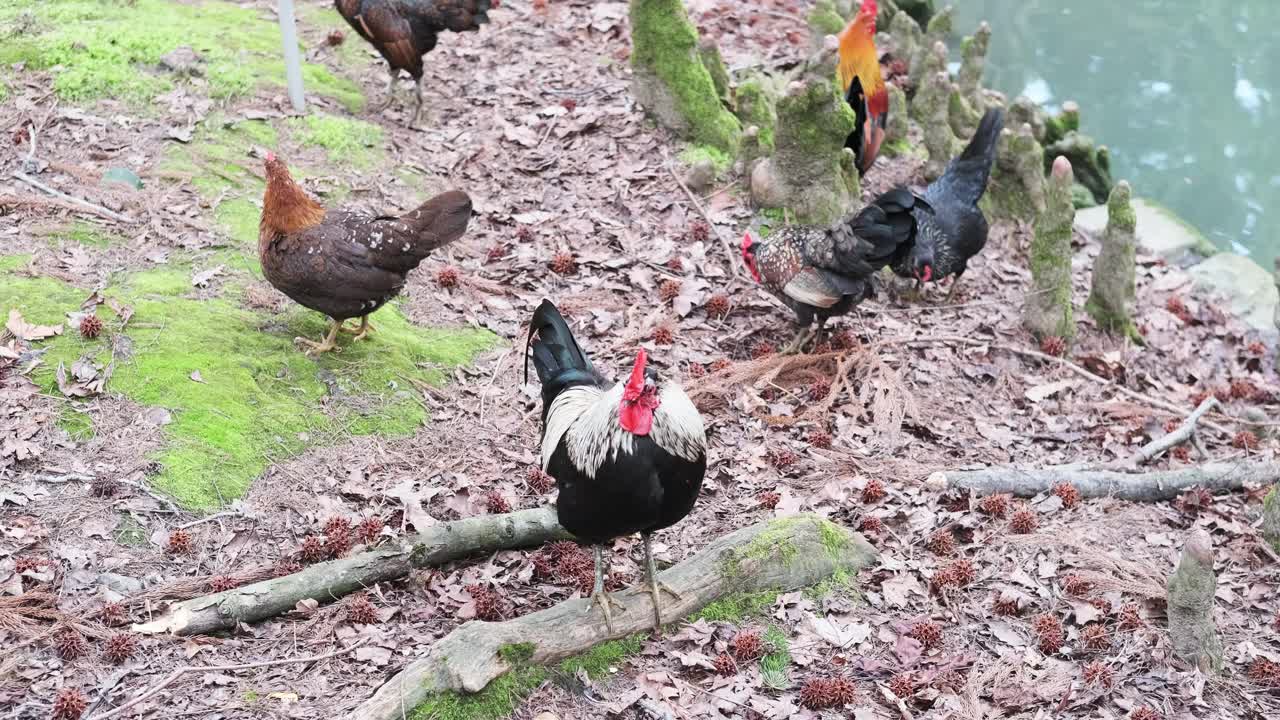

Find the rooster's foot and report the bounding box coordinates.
[295,336,338,356]
[587,588,625,634]
[340,317,375,341]
[781,327,814,355]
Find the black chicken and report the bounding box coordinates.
[741,188,926,353]
[892,107,1005,302]
[526,300,707,631]
[334,0,496,126]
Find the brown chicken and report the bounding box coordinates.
[334,0,498,126]
[259,152,472,354]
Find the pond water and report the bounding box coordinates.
[948,0,1279,268]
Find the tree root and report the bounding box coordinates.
[133,508,571,636]
[351,514,875,720]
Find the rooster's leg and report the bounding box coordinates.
[642,532,683,630]
[781,326,814,355]
[340,315,375,341]
[296,318,341,355]
[372,66,397,112]
[409,76,426,128]
[943,276,963,304]
[587,545,624,633]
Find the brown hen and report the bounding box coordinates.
[259,152,472,354]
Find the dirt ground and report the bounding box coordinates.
[2,1,1279,719]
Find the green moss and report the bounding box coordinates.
[734,76,777,154]
[0,269,494,510]
[0,255,30,274]
[1262,485,1279,552]
[242,690,260,704]
[807,2,846,37]
[630,0,741,154]
[56,221,118,248]
[678,145,732,175]
[693,590,779,622]
[290,113,385,166]
[881,137,925,159]
[56,407,94,441]
[0,0,361,109]
[410,636,645,720]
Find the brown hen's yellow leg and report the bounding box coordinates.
[372,66,396,112]
[781,326,814,355]
[643,533,682,631]
[296,318,341,355]
[587,545,624,634]
[340,315,375,341]
[409,77,427,129]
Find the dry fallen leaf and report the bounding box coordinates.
[6,309,62,341]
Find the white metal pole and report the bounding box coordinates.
[277,0,307,113]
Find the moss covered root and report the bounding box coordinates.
[1086,181,1144,343]
[1024,156,1077,342]
[629,0,741,155]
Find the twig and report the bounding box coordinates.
[177,510,243,530]
[12,172,137,224]
[1128,397,1219,466]
[878,335,1234,436]
[667,162,744,279]
[86,640,366,720]
[82,670,133,719]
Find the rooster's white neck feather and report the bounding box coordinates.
[541,383,705,479]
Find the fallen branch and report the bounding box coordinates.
[352,515,875,720]
[12,172,136,224]
[86,639,365,720]
[133,507,571,636]
[667,161,744,279]
[927,460,1280,502]
[1127,397,1219,466]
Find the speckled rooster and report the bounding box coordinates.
[838,0,888,175]
[742,188,927,352]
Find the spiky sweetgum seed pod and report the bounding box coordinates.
[979,493,1010,517]
[768,448,797,469]
[1052,482,1081,508]
[325,527,352,558]
[103,633,137,664]
[861,478,886,504]
[1062,574,1092,596]
[658,279,682,302]
[325,28,345,46]
[79,314,103,339]
[347,595,379,625]
[713,652,737,675]
[858,515,883,534]
[1247,340,1266,355]
[709,358,732,372]
[652,326,675,345]
[828,676,857,705]
[1130,708,1162,720]
[530,552,554,579]
[807,429,832,449]
[1082,623,1110,650]
[731,630,764,661]
[705,293,730,319]
[1090,597,1113,615]
[467,584,503,621]
[51,688,88,720]
[798,678,836,709]
[435,266,460,288]
[515,225,533,242]
[1038,626,1064,654]
[751,341,775,359]
[1246,658,1280,685]
[1229,378,1256,400]
[756,490,780,509]
[945,558,975,586]
[909,621,942,650]
[926,529,955,555]
[808,379,831,401]
[1212,386,1232,403]
[665,257,684,272]
[1009,507,1038,534]
[1039,335,1066,357]
[275,559,303,577]
[1032,613,1061,635]
[889,673,914,698]
[1189,389,1210,407]
[1232,430,1260,450]
[100,602,126,626]
[356,516,385,545]
[560,97,577,112]
[54,629,87,659]
[932,567,957,590]
[526,468,555,493]
[550,252,577,275]
[831,329,856,350]
[167,529,192,554]
[89,477,118,497]
[1082,661,1113,688]
[1166,296,1187,314]
[992,592,1020,616]
[324,517,351,536]
[300,536,327,563]
[688,362,706,378]
[208,575,237,593]
[485,491,512,514]
[485,244,507,262]
[1162,418,1181,433]
[1117,603,1143,630]
[1170,446,1191,462]
[689,220,710,243]
[14,555,44,573]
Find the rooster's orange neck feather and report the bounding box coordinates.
[261,167,325,242]
[837,13,888,119]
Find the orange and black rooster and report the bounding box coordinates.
[838,0,888,175]
[527,300,706,632]
[891,108,1005,301]
[334,0,497,126]
[742,189,926,352]
[259,152,472,354]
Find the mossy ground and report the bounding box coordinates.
[0,269,493,509]
[409,636,646,720]
[0,0,362,110]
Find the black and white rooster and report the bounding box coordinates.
[526,300,707,631]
